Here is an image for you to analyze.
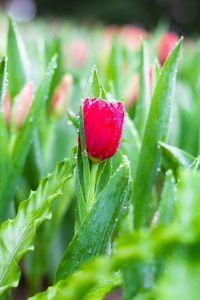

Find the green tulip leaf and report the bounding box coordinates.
[156,170,176,226]
[0,55,7,110]
[151,59,161,96]
[133,38,183,229]
[79,98,90,200]
[0,55,57,222]
[121,115,141,179]
[7,17,31,101]
[29,259,121,300]
[134,38,150,137]
[100,83,107,100]
[86,65,101,99]
[0,56,9,192]
[106,37,122,99]
[54,155,130,283]
[159,141,195,179]
[30,230,151,300]
[0,148,76,297]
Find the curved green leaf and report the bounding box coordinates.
[30,169,200,300]
[54,155,130,283]
[0,149,76,297]
[159,141,195,179]
[0,55,57,222]
[133,38,183,229]
[7,17,31,101]
[29,230,151,300]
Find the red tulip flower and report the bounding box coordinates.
[78,98,125,162]
[158,32,179,66]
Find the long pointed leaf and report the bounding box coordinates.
[0,56,9,191]
[133,38,183,229]
[0,55,7,110]
[134,39,150,137]
[0,55,57,222]
[86,65,101,98]
[54,155,130,283]
[7,17,31,101]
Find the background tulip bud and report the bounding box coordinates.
[3,92,10,125]
[158,32,179,66]
[70,39,88,67]
[10,81,33,132]
[125,65,153,108]
[78,98,125,162]
[50,73,73,120]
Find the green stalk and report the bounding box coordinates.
[87,161,99,211]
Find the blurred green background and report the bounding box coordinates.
[0,0,200,35]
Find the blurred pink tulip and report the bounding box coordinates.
[71,39,88,67]
[119,25,150,51]
[50,74,73,120]
[10,81,33,131]
[158,32,179,66]
[3,92,11,125]
[125,65,153,107]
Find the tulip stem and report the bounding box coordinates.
[87,161,99,210]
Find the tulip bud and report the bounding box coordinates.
[158,32,179,66]
[125,73,140,107]
[10,81,33,132]
[78,98,125,162]
[71,39,88,67]
[125,65,153,108]
[3,92,11,125]
[119,25,150,51]
[50,74,73,120]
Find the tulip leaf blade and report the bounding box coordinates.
[0,149,76,297]
[54,156,130,283]
[0,56,7,111]
[29,264,121,300]
[86,65,101,98]
[7,17,31,102]
[0,55,57,223]
[67,109,79,129]
[79,98,91,200]
[0,56,9,193]
[121,115,141,179]
[106,37,121,99]
[46,38,64,109]
[75,147,87,229]
[176,170,200,236]
[151,59,161,96]
[100,83,107,100]
[95,159,112,199]
[156,170,176,226]
[133,38,183,229]
[134,38,150,137]
[159,141,195,179]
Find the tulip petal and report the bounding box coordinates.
[78,98,125,161]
